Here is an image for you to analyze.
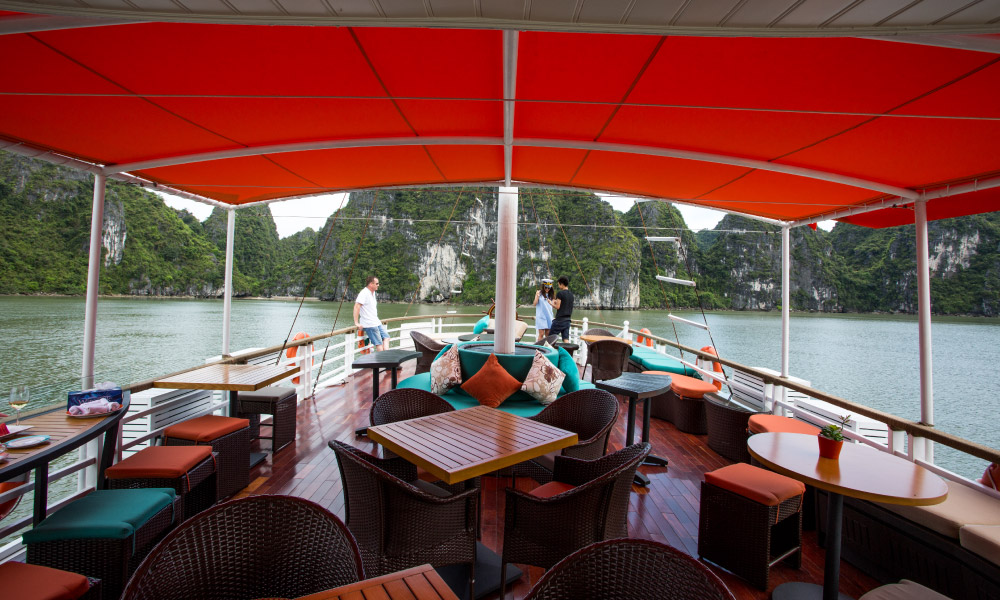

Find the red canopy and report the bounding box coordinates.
[1,14,998,227]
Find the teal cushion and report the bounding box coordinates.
[23,488,176,544]
[629,346,699,376]
[557,346,580,393]
[472,315,490,334]
[457,344,559,402]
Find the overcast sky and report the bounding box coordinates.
[158,190,832,238]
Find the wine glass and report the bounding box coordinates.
[8,386,28,426]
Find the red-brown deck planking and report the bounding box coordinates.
[241,365,880,600]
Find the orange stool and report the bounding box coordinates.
[106,445,218,520]
[699,463,805,590]
[163,415,250,499]
[667,374,717,434]
[748,413,820,435]
[0,561,101,599]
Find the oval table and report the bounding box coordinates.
[748,432,948,600]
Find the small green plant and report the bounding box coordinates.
[819,414,851,441]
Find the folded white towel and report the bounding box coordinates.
[69,399,121,416]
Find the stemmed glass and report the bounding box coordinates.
[8,386,28,426]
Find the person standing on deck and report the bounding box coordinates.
[354,276,389,351]
[533,279,555,342]
[548,276,574,341]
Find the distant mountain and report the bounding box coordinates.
[4,150,1000,315]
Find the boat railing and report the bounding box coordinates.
[573,317,1000,499]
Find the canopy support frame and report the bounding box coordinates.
[915,198,935,462]
[222,208,235,356]
[495,187,518,354]
[81,174,106,390]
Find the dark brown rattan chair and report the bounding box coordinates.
[329,440,479,599]
[581,328,613,338]
[704,395,762,463]
[500,443,651,598]
[540,334,561,346]
[513,389,621,483]
[587,340,633,383]
[523,538,736,600]
[370,388,454,462]
[410,331,446,375]
[120,495,364,600]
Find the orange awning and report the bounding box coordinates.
[1,13,998,227]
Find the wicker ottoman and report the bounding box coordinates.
[0,561,102,600]
[164,415,250,499]
[666,374,717,434]
[704,396,761,463]
[106,445,218,521]
[235,386,297,453]
[698,463,805,590]
[24,488,179,600]
[642,370,676,422]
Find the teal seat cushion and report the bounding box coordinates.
[472,315,490,334]
[456,343,558,403]
[23,488,176,544]
[557,346,580,393]
[629,346,699,376]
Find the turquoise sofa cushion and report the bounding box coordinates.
[629,345,699,376]
[399,372,595,417]
[23,488,176,544]
[557,346,580,393]
[472,315,490,334]
[455,343,559,403]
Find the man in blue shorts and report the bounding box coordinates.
[354,275,389,351]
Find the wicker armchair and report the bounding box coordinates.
[581,328,613,338]
[540,334,561,346]
[120,495,364,600]
[410,331,446,375]
[587,340,633,382]
[370,388,454,432]
[329,440,479,599]
[523,538,735,600]
[513,389,620,483]
[500,443,651,598]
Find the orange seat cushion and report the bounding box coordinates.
[106,446,213,480]
[163,415,250,443]
[460,354,522,409]
[705,463,806,506]
[529,481,576,498]
[748,414,820,435]
[668,374,717,398]
[0,561,91,600]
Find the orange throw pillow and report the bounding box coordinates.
[461,354,522,408]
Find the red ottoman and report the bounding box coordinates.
[0,561,100,600]
[163,415,249,499]
[748,413,820,435]
[106,445,218,520]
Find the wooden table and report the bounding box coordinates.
[367,405,578,485]
[1,399,129,525]
[154,363,299,467]
[294,564,459,600]
[593,372,672,486]
[748,432,948,600]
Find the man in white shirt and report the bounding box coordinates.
[354,276,389,351]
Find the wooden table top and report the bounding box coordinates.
[580,334,633,345]
[367,405,578,485]
[1,405,125,478]
[294,564,459,600]
[748,432,948,506]
[152,363,299,392]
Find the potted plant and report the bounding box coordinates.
[818,414,851,459]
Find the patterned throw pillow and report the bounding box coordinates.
[521,351,566,406]
[430,345,462,395]
[461,354,522,408]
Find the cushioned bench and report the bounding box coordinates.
[398,342,594,417]
[626,345,699,376]
[819,480,1000,600]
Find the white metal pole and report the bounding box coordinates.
[222,209,236,355]
[495,187,519,354]
[914,199,934,461]
[779,225,791,415]
[81,174,106,390]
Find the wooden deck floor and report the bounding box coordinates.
[240,365,880,600]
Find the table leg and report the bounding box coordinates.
[640,397,669,468]
[32,464,48,526]
[625,397,651,486]
[231,390,268,469]
[390,367,399,389]
[772,491,852,600]
[355,367,380,437]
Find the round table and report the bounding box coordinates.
[747,432,948,600]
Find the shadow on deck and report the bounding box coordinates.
[239,365,880,600]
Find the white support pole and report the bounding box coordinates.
[914,199,934,462]
[222,209,236,356]
[495,187,519,354]
[779,225,791,414]
[81,174,106,391]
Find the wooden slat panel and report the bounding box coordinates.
[294,565,457,600]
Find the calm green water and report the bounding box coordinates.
[1,296,998,481]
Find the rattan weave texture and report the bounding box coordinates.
[120,495,364,600]
[704,397,761,463]
[165,424,249,499]
[410,331,446,375]
[523,538,736,600]
[107,452,218,521]
[237,391,297,452]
